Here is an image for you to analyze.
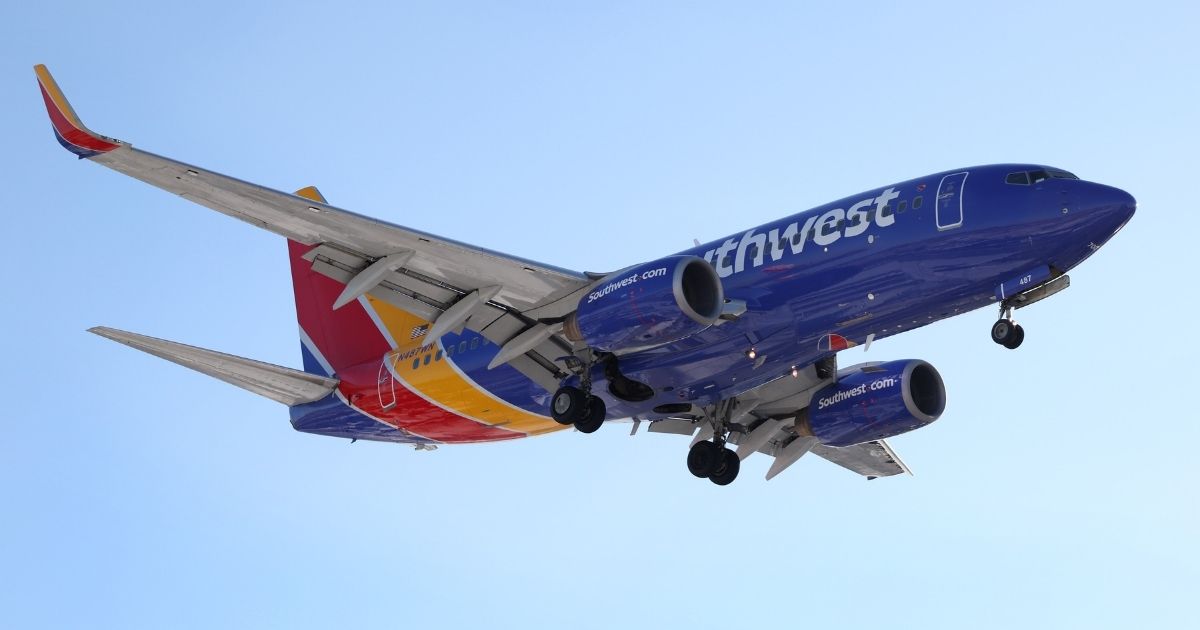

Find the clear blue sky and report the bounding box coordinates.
[3,2,1197,628]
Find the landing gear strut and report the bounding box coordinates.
[551,357,607,433]
[991,306,1025,350]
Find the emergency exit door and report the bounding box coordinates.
[936,171,968,230]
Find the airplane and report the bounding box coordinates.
[35,64,1136,485]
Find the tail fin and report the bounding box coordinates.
[289,186,395,378]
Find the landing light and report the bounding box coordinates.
[746,348,757,360]
[790,366,800,378]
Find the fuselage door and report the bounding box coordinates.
[377,352,397,411]
[935,172,968,230]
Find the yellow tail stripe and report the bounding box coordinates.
[366,296,566,435]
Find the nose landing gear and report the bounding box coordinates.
[990,306,1025,350]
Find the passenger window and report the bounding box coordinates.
[1006,172,1030,185]
[423,354,431,366]
[880,204,893,219]
[470,338,480,350]
[898,200,908,213]
[446,345,454,357]
[458,341,468,353]
[913,196,923,209]
[435,350,443,361]
[411,358,420,370]
[747,243,758,258]
[791,232,803,245]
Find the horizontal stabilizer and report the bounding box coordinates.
[89,326,339,406]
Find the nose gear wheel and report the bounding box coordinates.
[991,306,1025,350]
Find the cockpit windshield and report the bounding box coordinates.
[1006,168,1078,185]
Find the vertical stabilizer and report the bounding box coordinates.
[289,186,394,377]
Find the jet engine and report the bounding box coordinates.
[563,255,723,353]
[798,360,946,447]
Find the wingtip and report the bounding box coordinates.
[35,64,124,158]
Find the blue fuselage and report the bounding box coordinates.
[578,164,1135,419]
[289,163,1136,439]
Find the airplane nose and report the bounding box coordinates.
[1080,183,1136,238]
[1106,186,1136,225]
[1085,183,1135,220]
[1117,187,1136,218]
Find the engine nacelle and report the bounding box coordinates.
[563,255,723,353]
[799,360,946,447]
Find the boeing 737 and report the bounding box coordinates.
[36,65,1135,484]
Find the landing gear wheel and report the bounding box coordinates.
[687,441,721,478]
[991,318,1025,350]
[1003,325,1025,350]
[990,319,1015,345]
[708,448,740,486]
[574,396,606,434]
[551,386,587,425]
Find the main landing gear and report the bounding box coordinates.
[551,386,606,433]
[551,360,606,433]
[687,440,740,486]
[684,399,743,485]
[991,306,1025,350]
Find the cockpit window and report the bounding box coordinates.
[1007,168,1078,185]
[1006,172,1030,185]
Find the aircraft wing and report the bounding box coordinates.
[36,65,592,390]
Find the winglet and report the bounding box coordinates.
[34,64,125,158]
